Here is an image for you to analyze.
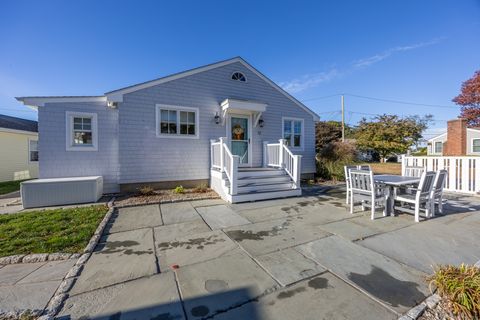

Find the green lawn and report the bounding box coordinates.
[0,180,27,195]
[0,205,108,257]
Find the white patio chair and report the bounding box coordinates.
[344,165,358,204]
[393,171,436,222]
[430,169,447,217]
[349,169,387,220]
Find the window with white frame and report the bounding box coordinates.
[66,112,98,151]
[472,139,480,152]
[282,118,303,148]
[434,141,443,153]
[29,140,38,162]
[156,105,199,138]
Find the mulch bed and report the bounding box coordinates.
[419,300,455,320]
[115,188,220,207]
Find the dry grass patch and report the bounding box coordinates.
[116,187,220,207]
[365,162,402,175]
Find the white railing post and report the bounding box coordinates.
[401,155,406,176]
[278,139,285,168]
[219,137,225,173]
[230,155,239,195]
[210,139,216,169]
[293,155,302,189]
[263,141,269,167]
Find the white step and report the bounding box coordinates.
[237,169,285,179]
[230,188,302,203]
[236,182,294,193]
[236,176,292,186]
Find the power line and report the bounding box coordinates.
[343,93,458,109]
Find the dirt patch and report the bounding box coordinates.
[115,188,220,207]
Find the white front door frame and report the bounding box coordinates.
[226,113,253,167]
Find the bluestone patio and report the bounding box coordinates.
[56,186,480,320]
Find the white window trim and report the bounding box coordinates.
[155,104,200,139]
[65,111,98,151]
[434,141,443,154]
[28,138,38,163]
[282,117,304,151]
[471,138,480,154]
[230,71,247,83]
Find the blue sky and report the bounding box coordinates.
[0,0,479,138]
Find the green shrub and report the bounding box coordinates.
[428,264,480,319]
[138,185,155,196]
[316,141,357,181]
[174,185,185,194]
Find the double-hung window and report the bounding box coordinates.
[156,105,199,138]
[29,139,38,162]
[66,112,98,151]
[472,139,480,153]
[282,117,303,149]
[434,141,443,154]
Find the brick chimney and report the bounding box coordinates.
[443,118,467,156]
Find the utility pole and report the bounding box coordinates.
[341,94,345,142]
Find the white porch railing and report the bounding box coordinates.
[210,137,239,195]
[402,156,480,194]
[263,139,302,189]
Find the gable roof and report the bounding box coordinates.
[16,57,319,121]
[0,114,38,133]
[106,57,319,120]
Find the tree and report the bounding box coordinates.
[453,70,480,126]
[315,121,354,153]
[355,114,431,162]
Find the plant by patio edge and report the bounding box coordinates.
[0,179,27,195]
[427,264,480,319]
[0,205,108,257]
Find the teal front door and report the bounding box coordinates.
[230,115,250,166]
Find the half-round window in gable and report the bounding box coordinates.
[231,72,246,82]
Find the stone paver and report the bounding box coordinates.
[161,202,200,225]
[319,219,382,241]
[359,213,480,273]
[0,280,61,311]
[225,215,331,256]
[154,219,211,243]
[190,199,226,208]
[70,228,157,295]
[156,229,239,271]
[106,205,163,234]
[58,272,184,320]
[18,259,76,284]
[296,235,430,314]
[0,262,44,285]
[213,272,396,320]
[254,248,326,286]
[177,250,278,319]
[196,205,250,230]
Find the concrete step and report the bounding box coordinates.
[236,182,294,194]
[230,188,302,203]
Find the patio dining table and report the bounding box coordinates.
[374,175,421,216]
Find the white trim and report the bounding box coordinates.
[467,128,480,133]
[104,57,319,120]
[227,113,253,167]
[221,99,267,113]
[0,127,38,135]
[427,132,447,142]
[17,96,106,108]
[282,117,304,151]
[471,138,480,154]
[65,111,98,151]
[28,138,39,163]
[155,104,200,139]
[230,71,247,83]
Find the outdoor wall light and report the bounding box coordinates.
[258,118,264,128]
[214,112,220,124]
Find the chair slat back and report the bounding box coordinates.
[344,165,357,182]
[433,170,447,195]
[417,171,436,196]
[349,170,374,194]
[357,164,371,171]
[404,166,425,177]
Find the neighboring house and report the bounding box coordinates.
[427,118,480,156]
[0,114,38,182]
[17,57,319,202]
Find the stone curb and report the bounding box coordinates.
[0,198,116,320]
[398,294,441,320]
[0,252,74,265]
[39,197,116,319]
[115,194,221,208]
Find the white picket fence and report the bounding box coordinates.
[402,156,480,194]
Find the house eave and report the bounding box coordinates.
[16,96,107,108]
